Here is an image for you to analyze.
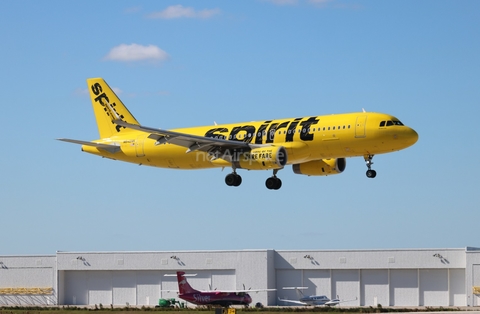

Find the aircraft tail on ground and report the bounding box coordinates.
[177,271,200,294]
[87,78,140,139]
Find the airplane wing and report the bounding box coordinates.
[216,288,276,294]
[324,299,340,306]
[328,296,357,306]
[114,119,261,154]
[278,297,308,306]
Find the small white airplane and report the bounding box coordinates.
[279,287,356,306]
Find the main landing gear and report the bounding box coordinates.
[265,169,282,190]
[225,172,242,187]
[364,154,377,178]
[224,169,283,190]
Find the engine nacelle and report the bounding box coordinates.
[292,158,346,176]
[235,146,287,170]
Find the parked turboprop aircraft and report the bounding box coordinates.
[175,271,273,307]
[59,78,418,189]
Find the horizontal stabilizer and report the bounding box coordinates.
[57,138,120,153]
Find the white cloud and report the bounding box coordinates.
[104,44,169,62]
[112,87,123,95]
[147,5,220,19]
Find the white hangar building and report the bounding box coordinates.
[1,247,480,307]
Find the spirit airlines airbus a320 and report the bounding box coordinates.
[59,78,418,190]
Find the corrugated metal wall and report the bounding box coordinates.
[0,249,477,307]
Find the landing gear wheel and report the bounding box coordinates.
[233,174,242,186]
[225,173,242,187]
[265,177,282,190]
[366,169,377,178]
[364,154,377,179]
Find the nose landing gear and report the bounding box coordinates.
[364,154,377,178]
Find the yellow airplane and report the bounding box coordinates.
[59,78,418,190]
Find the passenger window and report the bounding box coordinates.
[333,126,335,130]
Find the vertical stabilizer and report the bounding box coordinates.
[177,271,199,294]
[87,78,139,139]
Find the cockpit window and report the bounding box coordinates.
[380,120,404,127]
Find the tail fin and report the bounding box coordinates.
[87,78,140,139]
[177,271,199,294]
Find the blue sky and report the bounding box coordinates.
[1,0,479,255]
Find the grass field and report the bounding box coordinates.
[0,306,471,314]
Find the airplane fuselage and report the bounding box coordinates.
[179,291,252,307]
[82,112,417,170]
[300,295,331,306]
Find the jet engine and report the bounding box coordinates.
[292,158,346,176]
[235,146,287,170]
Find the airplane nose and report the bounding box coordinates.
[405,127,419,146]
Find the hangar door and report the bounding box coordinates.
[64,271,88,305]
[88,271,113,305]
[449,269,465,306]
[136,271,160,306]
[64,271,114,305]
[276,269,302,304]
[419,269,448,306]
[304,270,331,298]
[112,271,136,306]
[64,271,132,306]
[360,270,388,306]
[331,270,359,306]
[389,269,418,306]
